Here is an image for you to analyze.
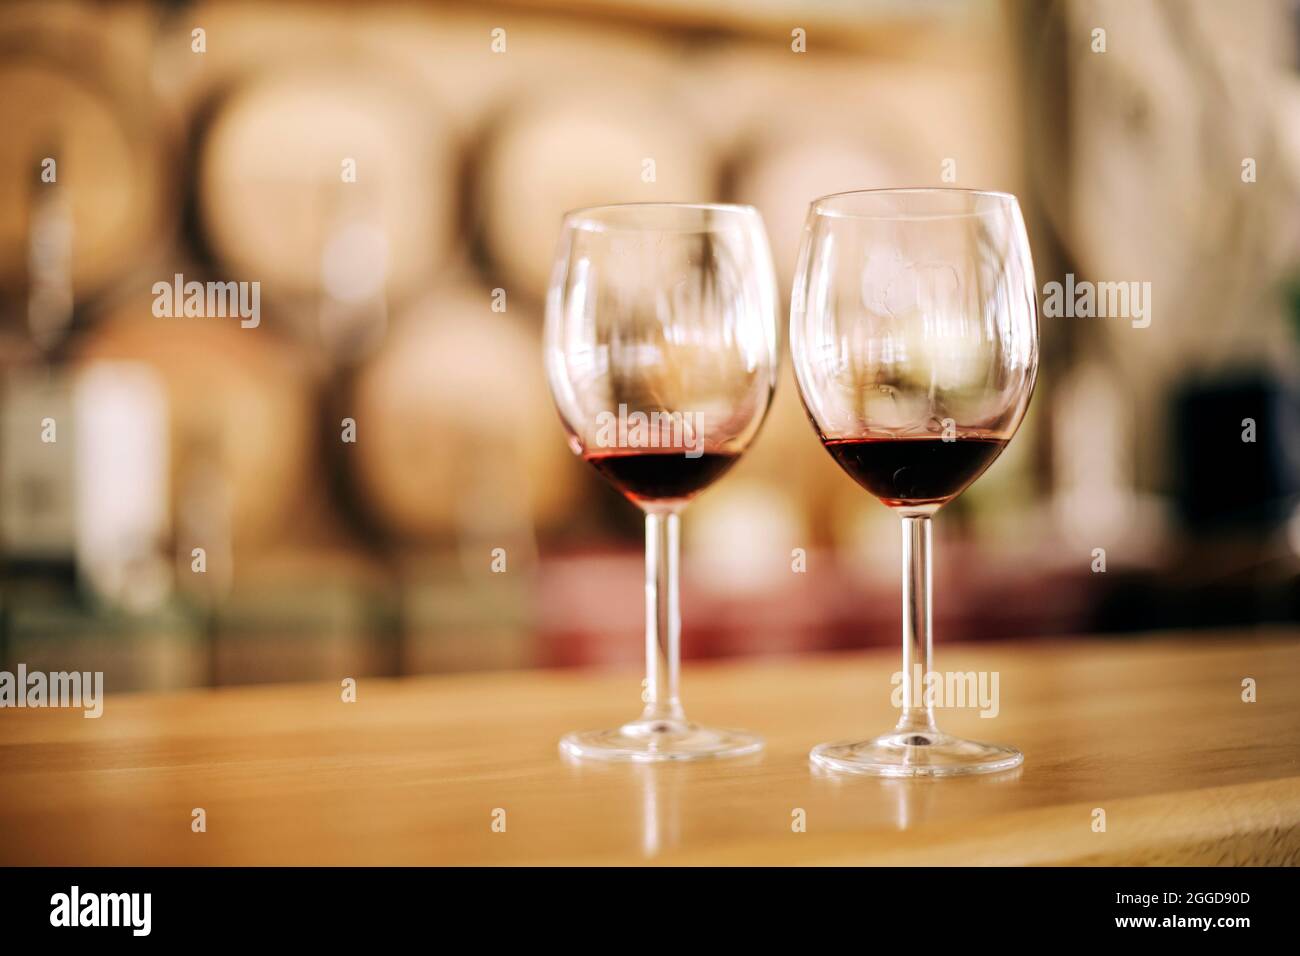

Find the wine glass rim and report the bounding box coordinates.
[563,201,760,232]
[810,187,1021,221]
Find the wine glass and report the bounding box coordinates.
[790,188,1038,775]
[545,202,779,761]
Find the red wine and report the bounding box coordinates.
[822,435,1007,507]
[583,449,738,504]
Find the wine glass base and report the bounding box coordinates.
[560,719,763,763]
[810,729,1022,777]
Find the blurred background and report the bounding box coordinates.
[0,0,1297,691]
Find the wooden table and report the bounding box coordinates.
[2,629,1298,865]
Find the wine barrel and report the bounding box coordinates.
[197,63,457,313]
[733,132,909,290]
[0,5,174,305]
[476,84,716,303]
[349,286,580,541]
[713,46,1017,289]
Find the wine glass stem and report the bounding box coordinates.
[898,514,938,734]
[641,511,686,724]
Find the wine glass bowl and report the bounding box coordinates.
[793,188,1037,510]
[791,188,1038,775]
[545,202,779,760]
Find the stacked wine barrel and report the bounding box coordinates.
[0,2,1028,638]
